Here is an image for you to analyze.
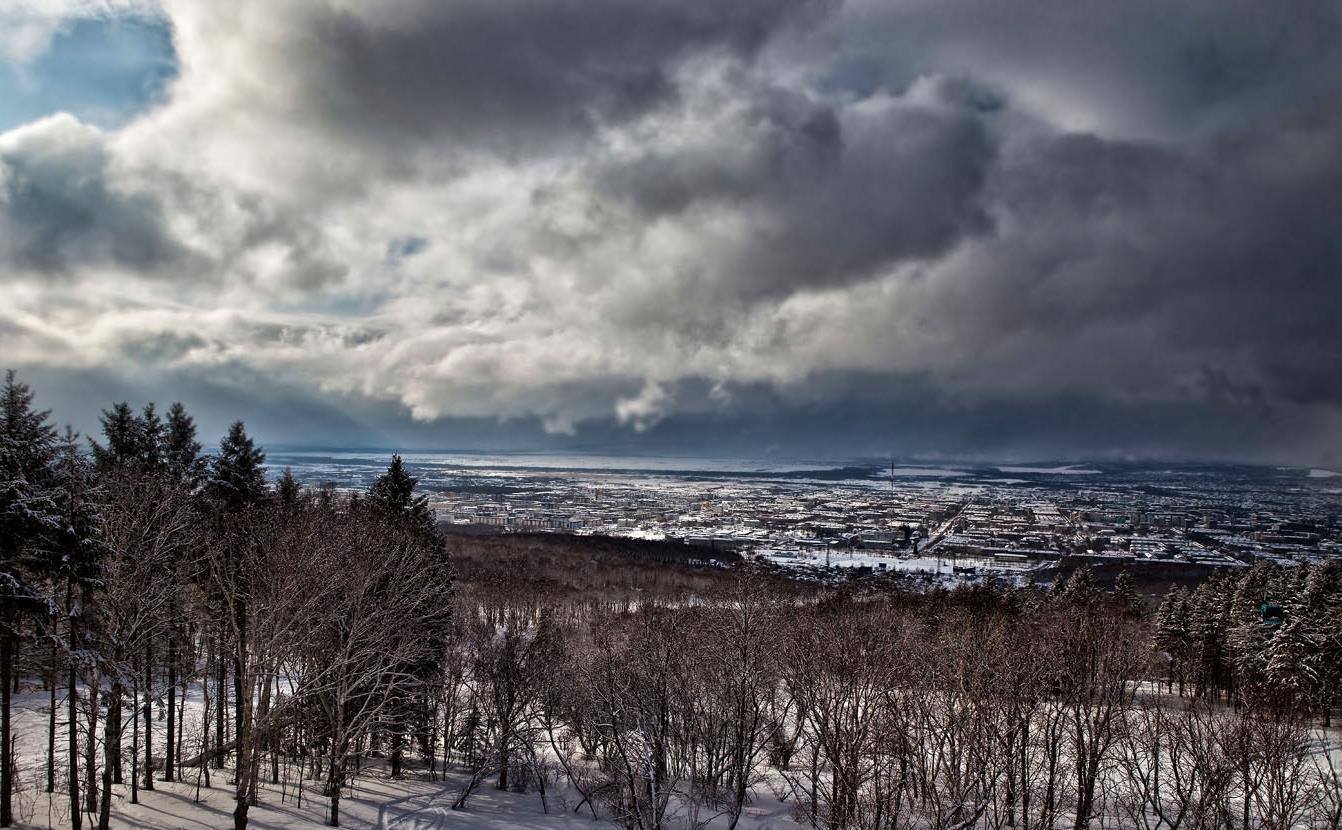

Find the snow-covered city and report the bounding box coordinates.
[273,451,1342,585]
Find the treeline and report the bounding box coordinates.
[1155,565,1342,717]
[448,530,788,617]
[0,372,451,829]
[447,569,1342,830]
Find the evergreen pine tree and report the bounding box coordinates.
[276,467,301,509]
[91,402,142,469]
[1190,578,1233,698]
[1112,572,1143,617]
[164,402,204,485]
[1227,611,1272,697]
[1154,590,1179,689]
[1264,612,1318,709]
[1155,587,1194,695]
[207,422,268,509]
[44,430,105,591]
[1,372,57,457]
[139,403,164,470]
[1231,562,1273,622]
[368,455,440,549]
[1307,563,1342,719]
[368,455,415,514]
[1154,591,1175,640]
[0,371,59,826]
[1296,563,1342,722]
[0,373,58,558]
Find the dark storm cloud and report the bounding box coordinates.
[595,76,996,299]
[0,114,185,275]
[613,380,1294,465]
[294,0,828,154]
[922,110,1342,410]
[818,0,1342,139]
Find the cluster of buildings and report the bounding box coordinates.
[422,463,1342,583]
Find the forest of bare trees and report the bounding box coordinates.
[2,369,1341,830]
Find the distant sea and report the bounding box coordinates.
[265,449,861,492]
[262,449,1337,495]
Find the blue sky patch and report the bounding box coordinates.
[0,15,177,132]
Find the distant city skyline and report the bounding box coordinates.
[3,1,1341,465]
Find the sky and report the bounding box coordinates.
[1,0,1340,465]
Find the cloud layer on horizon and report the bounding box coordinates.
[2,0,1341,464]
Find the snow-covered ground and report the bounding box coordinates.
[758,548,1032,576]
[16,767,611,830]
[6,682,805,829]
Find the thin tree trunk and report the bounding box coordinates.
[84,683,100,817]
[143,641,154,791]
[165,632,176,782]
[233,649,245,783]
[232,604,251,830]
[67,593,82,830]
[130,677,139,805]
[250,668,271,806]
[46,639,56,794]
[201,664,211,790]
[177,670,187,778]
[109,679,121,785]
[215,620,227,770]
[97,684,117,830]
[1,627,13,829]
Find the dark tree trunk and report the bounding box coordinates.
[143,641,154,791]
[201,665,211,790]
[177,670,187,777]
[249,666,271,806]
[233,602,251,828]
[109,681,122,785]
[233,650,244,783]
[98,684,117,830]
[326,758,343,827]
[45,639,55,794]
[215,621,227,770]
[130,679,139,805]
[84,684,99,816]
[67,602,82,830]
[165,633,176,781]
[1,628,13,828]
